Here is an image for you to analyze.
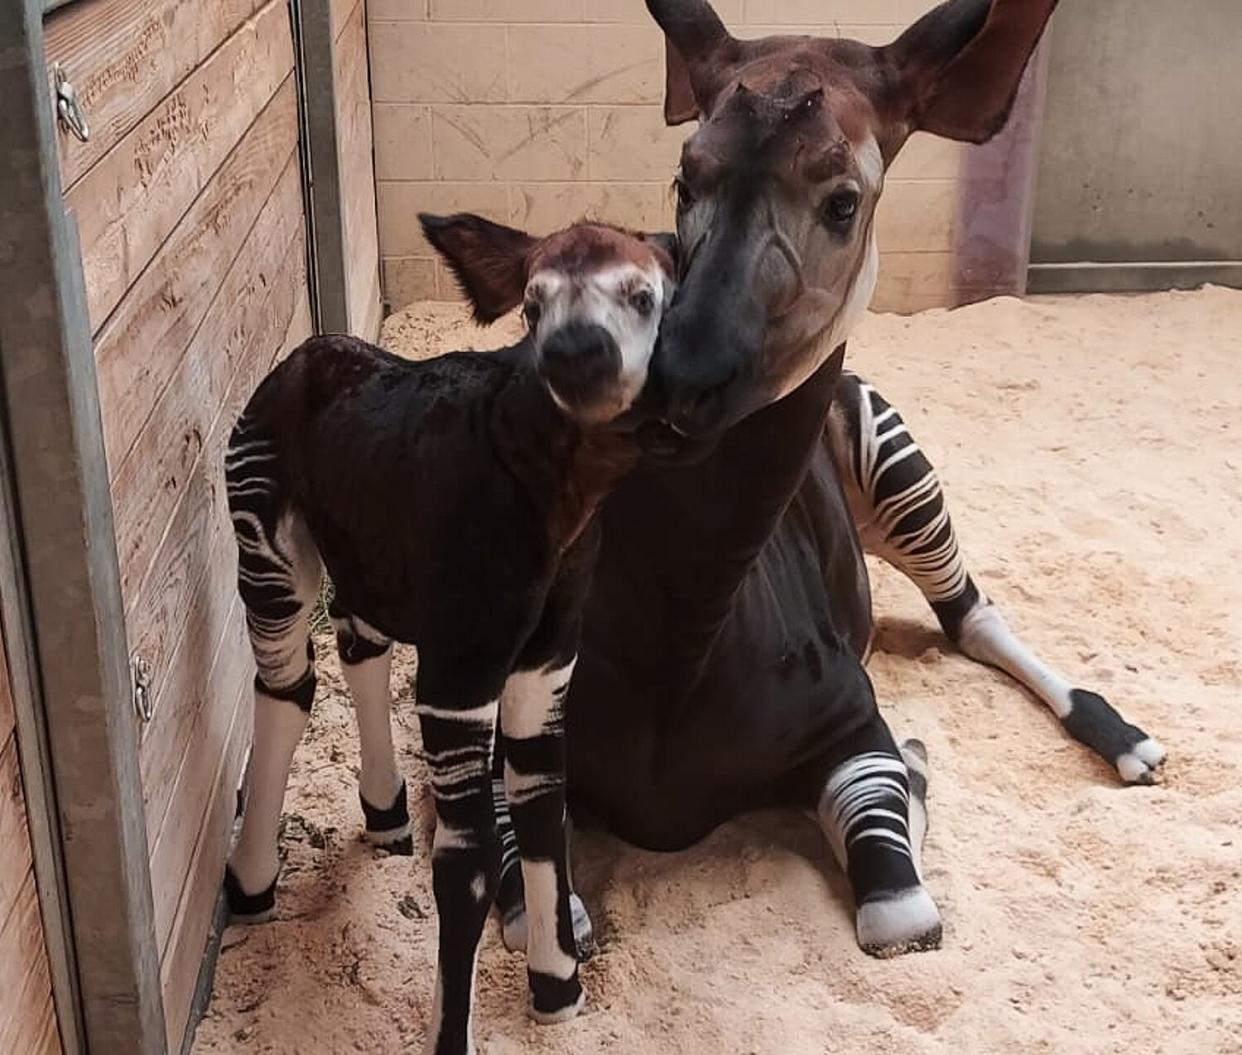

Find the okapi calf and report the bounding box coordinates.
[222,214,675,1054]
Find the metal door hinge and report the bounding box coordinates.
[53,63,90,143]
[130,655,153,723]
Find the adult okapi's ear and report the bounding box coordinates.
[419,213,536,324]
[646,0,739,124]
[883,0,1059,143]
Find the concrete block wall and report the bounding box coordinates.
[369,0,965,314]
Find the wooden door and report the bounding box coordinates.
[44,0,313,1046]
[0,626,62,1055]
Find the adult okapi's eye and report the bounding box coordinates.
[522,299,542,328]
[630,288,655,317]
[823,188,860,231]
[674,176,695,213]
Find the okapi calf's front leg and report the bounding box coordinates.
[415,691,503,1055]
[500,659,584,1023]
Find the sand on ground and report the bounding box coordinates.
[193,287,1242,1055]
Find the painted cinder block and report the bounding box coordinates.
[432,105,589,181]
[368,22,506,103]
[383,256,438,308]
[372,104,434,181]
[376,181,510,256]
[508,25,665,105]
[587,106,687,181]
[510,181,674,235]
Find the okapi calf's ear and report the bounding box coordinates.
[883,0,1060,144]
[419,213,537,324]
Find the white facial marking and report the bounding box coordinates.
[527,263,669,420]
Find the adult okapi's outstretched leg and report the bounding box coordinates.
[826,373,1166,785]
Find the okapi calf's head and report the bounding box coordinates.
[421,213,676,427]
[643,0,1059,437]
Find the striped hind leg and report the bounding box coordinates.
[330,603,411,854]
[827,374,1166,785]
[817,719,941,957]
[224,424,322,920]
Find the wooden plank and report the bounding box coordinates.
[135,212,305,854]
[0,733,37,928]
[68,0,294,332]
[127,205,305,802]
[35,997,63,1055]
[158,675,250,1053]
[111,157,304,612]
[0,628,14,739]
[0,6,162,1048]
[46,0,264,191]
[147,600,248,952]
[92,79,299,479]
[335,0,383,337]
[0,882,56,1055]
[142,234,307,941]
[332,0,361,42]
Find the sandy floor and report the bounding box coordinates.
[193,287,1242,1055]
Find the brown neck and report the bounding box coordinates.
[490,361,641,560]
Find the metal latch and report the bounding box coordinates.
[53,63,90,143]
[131,654,154,723]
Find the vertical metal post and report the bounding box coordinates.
[0,0,167,1051]
[293,0,351,335]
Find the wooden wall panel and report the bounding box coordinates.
[55,0,314,1044]
[92,82,299,481]
[67,0,295,332]
[334,0,383,339]
[46,0,264,190]
[0,634,61,1054]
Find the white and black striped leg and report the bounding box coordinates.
[225,428,322,922]
[949,596,1166,785]
[332,606,411,853]
[829,375,1166,786]
[416,696,502,1055]
[817,729,941,958]
[495,784,594,960]
[498,661,585,1025]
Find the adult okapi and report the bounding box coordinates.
[496,0,1164,973]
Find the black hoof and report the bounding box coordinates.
[224,865,277,924]
[1062,690,1167,785]
[361,780,413,852]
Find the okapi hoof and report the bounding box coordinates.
[1061,689,1167,786]
[857,886,942,959]
[502,892,596,961]
[361,779,414,855]
[529,974,586,1026]
[223,865,278,925]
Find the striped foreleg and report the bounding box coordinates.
[415,697,502,1055]
[818,731,941,957]
[498,659,585,1024]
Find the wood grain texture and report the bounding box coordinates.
[138,223,307,879]
[334,1,383,337]
[46,0,265,191]
[111,156,303,617]
[68,0,294,332]
[0,857,58,1055]
[157,673,250,1054]
[0,733,36,936]
[0,629,13,740]
[92,79,298,483]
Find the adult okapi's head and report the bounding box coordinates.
[645,0,1058,437]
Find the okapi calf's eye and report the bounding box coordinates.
[222,211,675,1055]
